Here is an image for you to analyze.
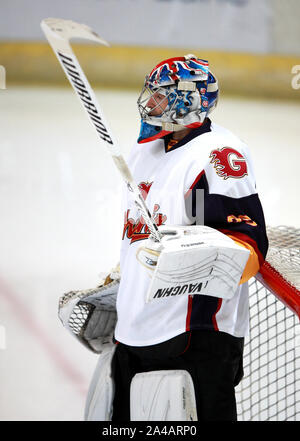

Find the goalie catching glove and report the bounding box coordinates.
[58,264,120,353]
[136,226,250,302]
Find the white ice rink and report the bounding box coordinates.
[0,86,299,420]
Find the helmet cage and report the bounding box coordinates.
[138,79,207,128]
[137,81,195,126]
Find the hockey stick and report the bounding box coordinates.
[41,18,162,243]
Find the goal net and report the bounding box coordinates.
[236,226,300,421]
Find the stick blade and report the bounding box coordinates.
[41,18,109,47]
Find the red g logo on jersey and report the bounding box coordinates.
[209,147,248,180]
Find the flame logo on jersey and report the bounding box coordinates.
[123,181,167,244]
[138,181,153,200]
[209,147,248,180]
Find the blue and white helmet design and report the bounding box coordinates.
[137,54,218,143]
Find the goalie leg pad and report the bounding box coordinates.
[130,369,198,421]
[84,346,116,421]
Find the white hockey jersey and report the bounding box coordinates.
[115,120,268,346]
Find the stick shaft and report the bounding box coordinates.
[42,22,162,242]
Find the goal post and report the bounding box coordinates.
[258,226,300,319]
[236,226,300,421]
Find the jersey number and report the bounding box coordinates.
[227,214,257,227]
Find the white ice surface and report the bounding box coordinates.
[0,87,299,420]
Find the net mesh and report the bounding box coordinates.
[236,226,300,421]
[265,226,300,292]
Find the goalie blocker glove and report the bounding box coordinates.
[58,264,120,353]
[136,226,250,302]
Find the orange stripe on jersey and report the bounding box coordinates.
[226,234,260,284]
[167,138,179,151]
[219,229,265,267]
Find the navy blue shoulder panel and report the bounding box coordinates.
[187,173,269,261]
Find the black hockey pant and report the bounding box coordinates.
[111,329,244,421]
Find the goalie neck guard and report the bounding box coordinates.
[137,54,218,144]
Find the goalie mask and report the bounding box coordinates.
[137,54,218,143]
